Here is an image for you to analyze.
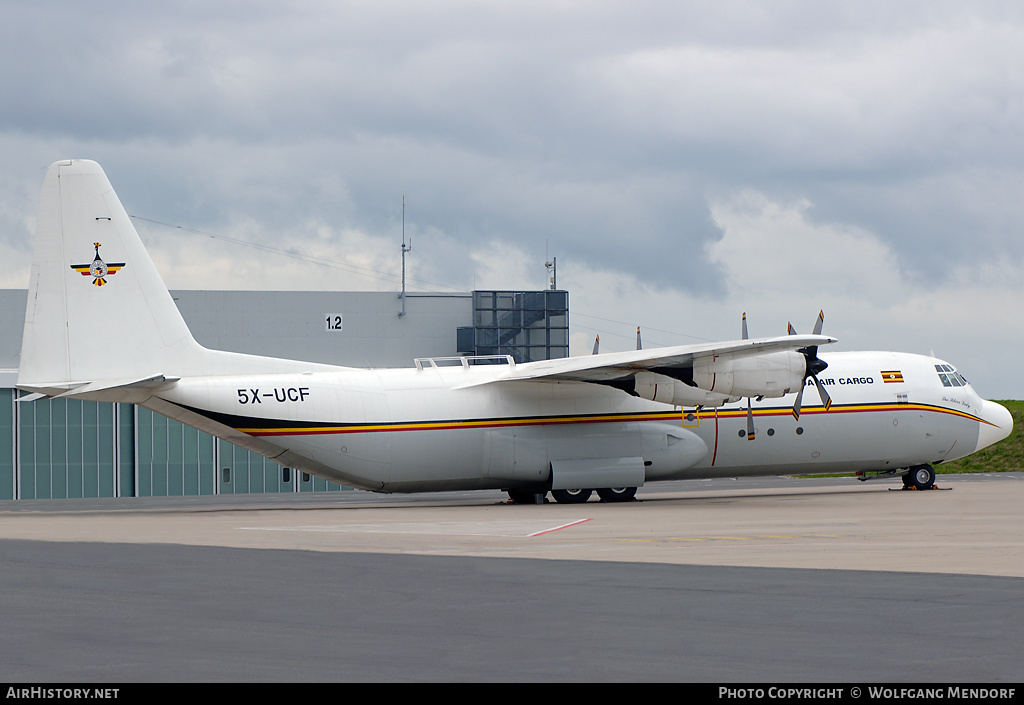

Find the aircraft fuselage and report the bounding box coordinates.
[146,349,1008,493]
[17,160,1013,501]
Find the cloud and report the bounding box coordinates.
[707,192,903,305]
[2,2,1023,398]
[562,188,1019,398]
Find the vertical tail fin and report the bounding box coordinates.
[18,160,202,393]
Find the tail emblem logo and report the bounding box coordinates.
[70,242,125,287]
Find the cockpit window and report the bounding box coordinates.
[936,364,969,387]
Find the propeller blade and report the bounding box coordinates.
[636,326,642,351]
[812,310,824,336]
[792,382,805,420]
[813,375,832,410]
[746,398,756,440]
[592,335,600,355]
[788,322,797,336]
[741,312,748,340]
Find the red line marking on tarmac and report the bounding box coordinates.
[529,518,592,537]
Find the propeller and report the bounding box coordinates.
[636,326,642,351]
[739,309,831,437]
[592,335,600,355]
[789,310,832,420]
[741,312,754,438]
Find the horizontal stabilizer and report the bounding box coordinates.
[52,374,180,399]
[19,374,180,402]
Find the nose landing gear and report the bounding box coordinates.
[903,464,936,491]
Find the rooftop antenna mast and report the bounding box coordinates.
[399,196,411,318]
[545,255,556,290]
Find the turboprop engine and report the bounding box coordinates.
[691,350,806,399]
[632,371,738,407]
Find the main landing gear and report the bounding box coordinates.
[505,489,547,504]
[596,487,638,502]
[550,488,592,504]
[506,487,638,504]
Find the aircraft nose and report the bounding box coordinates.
[976,400,1013,452]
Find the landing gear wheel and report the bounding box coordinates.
[906,464,936,491]
[597,487,637,503]
[551,488,593,504]
[507,489,546,504]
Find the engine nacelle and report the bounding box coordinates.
[692,351,805,398]
[633,371,739,407]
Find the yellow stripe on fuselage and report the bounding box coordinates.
[235,401,987,437]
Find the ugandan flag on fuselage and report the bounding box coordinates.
[881,370,904,384]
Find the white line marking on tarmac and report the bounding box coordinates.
[237,519,593,538]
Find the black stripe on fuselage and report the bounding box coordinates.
[169,400,985,438]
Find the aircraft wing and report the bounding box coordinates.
[454,333,836,387]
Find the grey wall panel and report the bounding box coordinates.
[1,390,13,500]
[0,287,561,499]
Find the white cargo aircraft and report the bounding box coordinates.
[16,160,1013,503]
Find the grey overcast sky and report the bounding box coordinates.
[2,1,1022,397]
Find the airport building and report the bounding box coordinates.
[0,288,569,500]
